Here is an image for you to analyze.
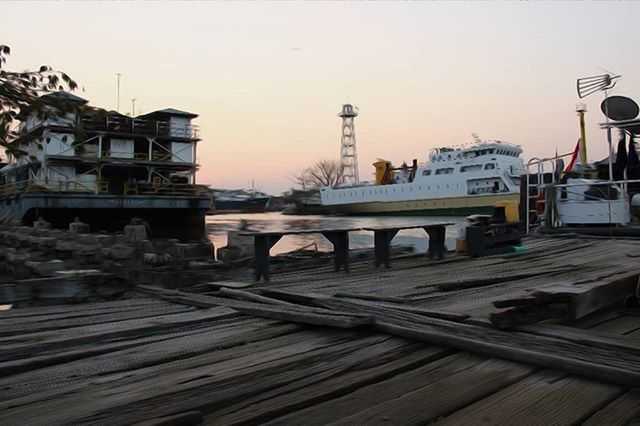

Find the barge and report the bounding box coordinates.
[0,93,211,239]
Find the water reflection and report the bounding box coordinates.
[206,212,465,256]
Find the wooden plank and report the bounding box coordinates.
[490,270,640,328]
[202,281,254,290]
[0,307,237,362]
[138,286,374,329]
[315,297,640,388]
[0,304,195,337]
[210,343,453,424]
[0,333,387,424]
[582,389,640,425]
[270,353,533,425]
[217,288,298,307]
[434,370,624,425]
[0,321,301,405]
[516,323,640,354]
[0,298,164,319]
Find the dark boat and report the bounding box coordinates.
[208,189,270,214]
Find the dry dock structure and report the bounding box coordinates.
[2,235,640,424]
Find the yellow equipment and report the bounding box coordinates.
[373,160,394,185]
[495,200,519,223]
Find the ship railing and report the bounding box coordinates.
[99,151,189,163]
[0,179,209,198]
[0,179,102,196]
[525,157,558,234]
[544,179,634,227]
[123,183,211,197]
[81,116,199,139]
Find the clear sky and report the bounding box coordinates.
[3,1,640,194]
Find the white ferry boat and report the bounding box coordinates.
[320,136,525,216]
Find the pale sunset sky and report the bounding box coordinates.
[3,1,640,194]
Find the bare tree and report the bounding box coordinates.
[291,159,344,189]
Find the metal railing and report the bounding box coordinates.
[81,116,199,139]
[0,179,209,198]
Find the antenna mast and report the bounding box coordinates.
[116,73,122,112]
[339,104,359,184]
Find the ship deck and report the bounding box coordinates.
[2,235,640,424]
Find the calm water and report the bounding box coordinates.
[206,212,466,255]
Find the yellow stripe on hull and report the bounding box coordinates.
[332,193,519,215]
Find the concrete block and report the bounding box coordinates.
[33,219,52,230]
[26,259,65,277]
[217,246,242,266]
[75,245,102,256]
[38,237,57,249]
[124,225,148,242]
[7,252,30,264]
[54,269,102,278]
[143,252,173,265]
[69,219,90,234]
[226,231,255,257]
[175,242,214,260]
[55,240,76,252]
[103,245,135,260]
[94,235,114,247]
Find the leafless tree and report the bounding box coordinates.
[291,159,343,189]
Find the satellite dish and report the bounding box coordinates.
[627,124,640,136]
[601,96,639,121]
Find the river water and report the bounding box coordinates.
[206,212,466,255]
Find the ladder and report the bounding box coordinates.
[525,158,557,234]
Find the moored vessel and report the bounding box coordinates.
[0,93,211,239]
[208,189,271,214]
[320,135,524,216]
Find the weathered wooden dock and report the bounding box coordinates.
[2,235,640,424]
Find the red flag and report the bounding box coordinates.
[563,138,582,173]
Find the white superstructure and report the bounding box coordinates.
[320,137,525,215]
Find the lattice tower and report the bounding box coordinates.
[339,104,359,184]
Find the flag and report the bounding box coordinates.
[614,133,628,181]
[628,137,640,180]
[563,138,582,173]
[629,137,639,168]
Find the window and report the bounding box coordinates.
[422,170,431,176]
[460,165,482,173]
[485,163,495,170]
[435,168,453,175]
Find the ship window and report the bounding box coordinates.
[435,168,453,175]
[460,165,482,173]
[422,170,431,176]
[446,184,449,188]
[485,163,495,170]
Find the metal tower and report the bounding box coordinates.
[339,104,359,184]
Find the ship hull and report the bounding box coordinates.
[326,193,519,216]
[0,193,212,239]
[211,197,270,213]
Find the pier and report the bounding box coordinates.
[2,234,640,424]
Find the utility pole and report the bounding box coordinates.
[116,73,121,112]
[576,103,588,174]
[131,98,137,117]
